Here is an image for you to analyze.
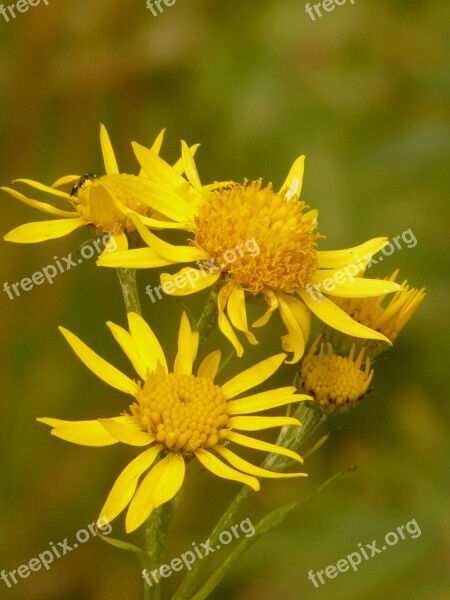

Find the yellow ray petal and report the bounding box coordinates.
[173,143,200,175]
[181,140,202,191]
[37,417,124,446]
[194,448,259,491]
[127,312,167,373]
[280,294,311,341]
[99,417,154,446]
[252,288,279,328]
[100,231,128,255]
[4,218,85,243]
[312,275,402,298]
[217,282,244,357]
[132,141,188,190]
[160,268,220,296]
[99,445,162,524]
[110,192,190,231]
[221,354,286,400]
[59,326,138,395]
[106,321,147,380]
[298,289,392,344]
[87,184,116,224]
[228,416,300,431]
[227,285,258,345]
[197,350,221,380]
[277,295,305,364]
[100,124,119,175]
[125,453,185,533]
[150,128,166,155]
[174,312,195,375]
[97,247,177,268]
[227,387,309,415]
[223,430,304,464]
[1,187,77,217]
[214,446,307,479]
[280,155,305,200]
[51,175,80,188]
[317,237,389,269]
[13,178,72,199]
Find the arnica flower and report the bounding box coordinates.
[38,312,309,533]
[299,336,373,413]
[98,143,402,362]
[332,270,426,343]
[1,125,191,254]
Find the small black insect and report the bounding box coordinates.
[70,172,100,197]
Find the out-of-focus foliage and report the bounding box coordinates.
[0,1,448,599]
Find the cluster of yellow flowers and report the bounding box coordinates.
[2,125,424,533]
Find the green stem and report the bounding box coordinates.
[171,403,324,600]
[116,267,142,315]
[196,286,219,349]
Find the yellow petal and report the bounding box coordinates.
[160,268,220,296]
[13,178,72,199]
[132,141,188,190]
[228,416,301,431]
[102,231,129,254]
[37,417,124,446]
[87,184,116,224]
[227,387,309,415]
[298,289,393,344]
[280,155,305,200]
[150,128,166,155]
[277,295,305,364]
[106,321,147,380]
[127,312,167,373]
[317,237,389,269]
[59,326,138,395]
[174,312,196,375]
[221,354,286,400]
[194,448,259,491]
[99,417,154,446]
[197,350,221,380]
[4,218,85,243]
[1,187,77,217]
[111,194,190,231]
[181,140,202,191]
[97,247,176,268]
[99,445,162,524]
[223,430,304,464]
[214,446,307,479]
[217,282,244,357]
[312,274,402,298]
[173,143,200,175]
[227,285,258,345]
[252,288,279,328]
[100,124,119,175]
[125,453,185,533]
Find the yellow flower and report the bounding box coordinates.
[98,143,402,362]
[332,270,426,343]
[2,125,189,254]
[38,312,309,533]
[299,336,373,413]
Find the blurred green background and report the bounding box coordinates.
[0,1,449,599]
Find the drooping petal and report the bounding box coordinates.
[37,417,124,446]
[13,178,72,199]
[197,350,221,381]
[252,289,279,328]
[4,218,85,243]
[227,285,258,345]
[221,354,286,399]
[99,445,162,524]
[317,238,389,269]
[174,312,196,375]
[159,268,220,296]
[100,124,120,175]
[217,283,244,357]
[58,326,138,395]
[227,387,309,415]
[223,430,304,464]
[125,453,185,533]
[228,416,301,431]
[106,321,147,380]
[1,187,77,217]
[99,417,154,446]
[277,295,305,363]
[127,312,167,373]
[194,448,259,491]
[214,446,307,479]
[280,155,305,200]
[298,290,392,344]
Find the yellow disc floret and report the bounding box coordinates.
[131,370,229,453]
[299,336,373,412]
[194,180,320,294]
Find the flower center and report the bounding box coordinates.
[131,371,229,453]
[194,181,320,294]
[74,175,152,233]
[299,338,373,411]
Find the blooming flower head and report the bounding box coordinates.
[2,125,190,254]
[299,336,373,413]
[38,312,309,533]
[98,143,402,362]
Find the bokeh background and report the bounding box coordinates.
[0,1,449,599]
